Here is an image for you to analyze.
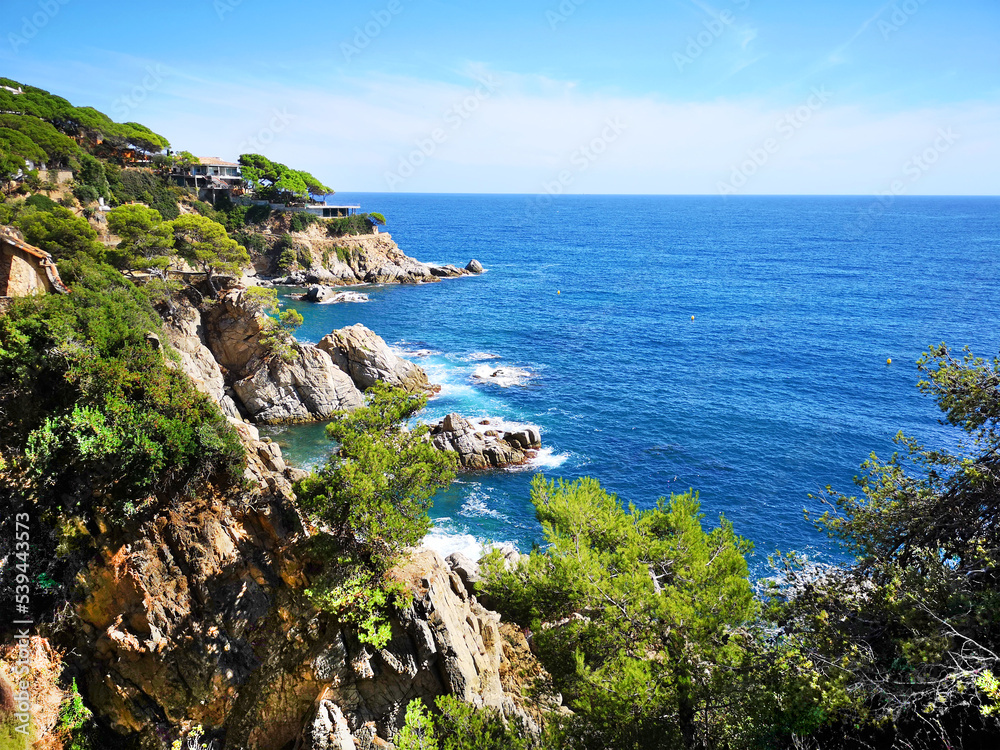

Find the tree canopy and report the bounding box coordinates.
[238,153,332,203]
[170,214,250,291]
[484,477,769,749]
[107,204,174,274]
[0,79,169,155]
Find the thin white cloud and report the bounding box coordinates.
[126,65,1000,195]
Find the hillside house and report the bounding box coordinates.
[0,226,69,309]
[172,157,243,202]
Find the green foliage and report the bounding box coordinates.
[76,154,110,200]
[0,255,244,513]
[242,287,302,361]
[432,696,540,750]
[0,113,83,170]
[239,153,331,203]
[289,210,320,232]
[0,80,168,151]
[244,203,271,225]
[14,204,103,260]
[106,204,174,274]
[327,213,378,237]
[57,680,92,733]
[107,168,179,219]
[170,214,250,291]
[71,184,99,206]
[767,344,1000,748]
[484,476,764,749]
[276,246,297,272]
[305,563,410,648]
[296,383,457,562]
[23,193,57,211]
[368,212,386,225]
[295,384,456,645]
[397,700,439,750]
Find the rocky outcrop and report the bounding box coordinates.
[66,458,547,750]
[162,295,242,420]
[301,286,369,304]
[232,344,365,424]
[430,414,541,469]
[318,324,433,395]
[466,259,484,274]
[174,288,366,424]
[261,230,480,287]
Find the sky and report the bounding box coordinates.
[1,0,998,194]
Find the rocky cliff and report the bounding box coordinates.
[162,289,433,424]
[251,225,483,286]
[60,433,545,749]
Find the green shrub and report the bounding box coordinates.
[107,168,179,219]
[0,255,244,515]
[289,211,320,232]
[24,192,58,211]
[276,247,296,272]
[244,203,271,225]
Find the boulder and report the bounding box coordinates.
[503,428,541,451]
[201,288,270,375]
[429,264,464,278]
[317,324,432,394]
[232,344,364,423]
[430,413,533,469]
[446,552,481,598]
[466,259,484,274]
[304,284,333,302]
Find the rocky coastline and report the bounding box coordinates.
[5,278,552,750]
[246,226,485,292]
[162,283,541,471]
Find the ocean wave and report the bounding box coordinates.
[466,352,501,361]
[460,489,508,520]
[421,528,485,560]
[530,446,571,469]
[472,364,533,387]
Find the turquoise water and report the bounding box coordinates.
[263,194,1000,565]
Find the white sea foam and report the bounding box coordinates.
[529,446,571,470]
[317,291,369,304]
[421,528,485,560]
[460,489,507,520]
[472,364,533,387]
[466,352,501,361]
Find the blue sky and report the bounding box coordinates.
[2,0,998,194]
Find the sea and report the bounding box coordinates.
[261,194,1000,569]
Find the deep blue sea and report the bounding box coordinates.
[262,194,1000,568]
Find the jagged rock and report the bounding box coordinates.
[429,264,464,278]
[304,700,357,750]
[446,552,481,598]
[430,413,534,469]
[232,344,364,423]
[201,288,270,375]
[466,259,484,273]
[162,296,242,419]
[503,428,541,451]
[303,285,369,304]
[317,324,432,394]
